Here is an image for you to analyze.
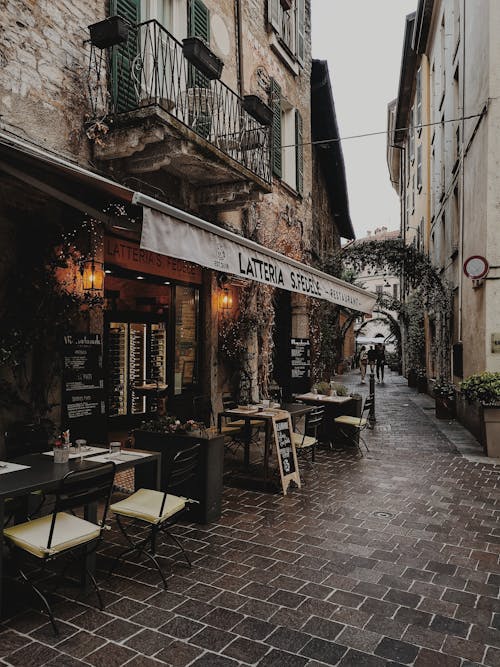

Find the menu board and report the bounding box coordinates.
[63,333,105,424]
[272,413,301,495]
[291,338,310,379]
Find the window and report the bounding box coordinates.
[267,0,305,64]
[270,79,303,194]
[174,285,199,395]
[393,283,398,300]
[376,285,383,295]
[409,114,415,164]
[416,67,422,134]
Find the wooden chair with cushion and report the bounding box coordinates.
[109,443,201,589]
[334,396,373,456]
[292,407,324,463]
[3,462,116,635]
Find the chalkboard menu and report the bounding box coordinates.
[62,333,105,436]
[272,413,301,495]
[291,338,310,379]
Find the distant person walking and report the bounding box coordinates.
[376,343,386,383]
[367,345,377,375]
[359,346,368,383]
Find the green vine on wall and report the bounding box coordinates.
[341,239,452,376]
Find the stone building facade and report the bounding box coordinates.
[388,0,500,381]
[0,0,361,445]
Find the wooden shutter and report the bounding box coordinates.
[296,0,305,65]
[295,109,303,195]
[267,0,281,31]
[111,0,140,113]
[270,78,282,178]
[188,0,210,88]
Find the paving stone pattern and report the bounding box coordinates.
[1,371,500,666]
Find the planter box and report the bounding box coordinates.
[182,37,223,80]
[417,377,428,393]
[407,369,417,388]
[89,16,129,49]
[456,395,484,447]
[243,95,273,126]
[483,406,500,458]
[133,429,224,523]
[435,397,456,420]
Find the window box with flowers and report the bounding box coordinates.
[460,373,500,458]
[432,378,456,419]
[132,415,225,522]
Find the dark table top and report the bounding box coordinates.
[0,449,160,500]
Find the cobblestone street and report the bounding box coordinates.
[1,371,500,666]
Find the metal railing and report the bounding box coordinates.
[88,20,271,183]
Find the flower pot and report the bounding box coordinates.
[89,16,129,49]
[435,397,456,420]
[182,37,224,80]
[243,95,273,126]
[417,376,427,393]
[482,406,500,458]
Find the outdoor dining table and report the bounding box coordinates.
[0,447,161,619]
[218,403,314,490]
[294,392,361,446]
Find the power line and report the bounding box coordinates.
[281,103,494,149]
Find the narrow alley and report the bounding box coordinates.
[1,370,499,667]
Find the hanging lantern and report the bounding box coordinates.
[220,287,233,313]
[81,258,104,291]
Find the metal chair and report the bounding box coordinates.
[292,407,324,464]
[334,396,373,456]
[109,443,201,589]
[3,462,116,635]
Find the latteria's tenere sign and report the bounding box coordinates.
[140,208,376,313]
[104,235,203,284]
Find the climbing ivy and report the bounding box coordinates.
[340,239,452,376]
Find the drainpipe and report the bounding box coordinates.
[234,0,244,97]
[458,0,466,347]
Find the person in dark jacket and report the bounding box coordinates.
[367,345,377,374]
[375,343,386,383]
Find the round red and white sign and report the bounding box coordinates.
[463,255,489,279]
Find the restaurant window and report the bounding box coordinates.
[174,285,199,395]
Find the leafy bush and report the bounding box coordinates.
[460,372,500,405]
[433,378,456,400]
[312,381,349,396]
[139,415,197,433]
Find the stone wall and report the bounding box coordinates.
[0,0,104,162]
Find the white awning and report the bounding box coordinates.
[136,193,376,313]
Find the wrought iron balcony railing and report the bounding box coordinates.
[88,20,271,184]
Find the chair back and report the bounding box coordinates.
[47,463,116,550]
[305,407,324,437]
[160,443,201,517]
[359,396,374,427]
[192,395,214,428]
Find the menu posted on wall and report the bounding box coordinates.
[272,413,301,495]
[62,333,105,424]
[291,338,310,379]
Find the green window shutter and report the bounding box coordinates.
[296,0,305,65]
[111,0,140,113]
[188,0,210,88]
[270,78,282,178]
[267,0,281,31]
[295,109,303,195]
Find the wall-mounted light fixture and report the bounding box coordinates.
[220,287,233,313]
[80,258,104,292]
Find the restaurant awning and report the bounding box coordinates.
[0,130,376,313]
[137,194,376,313]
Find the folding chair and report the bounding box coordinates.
[3,462,116,635]
[292,407,324,464]
[334,396,373,456]
[109,443,201,589]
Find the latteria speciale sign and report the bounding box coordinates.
[140,208,376,313]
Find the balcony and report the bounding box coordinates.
[87,20,271,206]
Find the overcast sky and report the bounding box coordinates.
[312,0,417,239]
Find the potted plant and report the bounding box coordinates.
[88,16,129,49]
[243,95,273,126]
[461,372,500,457]
[433,377,456,419]
[416,368,427,393]
[182,37,224,80]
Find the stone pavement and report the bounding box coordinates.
[1,371,500,666]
